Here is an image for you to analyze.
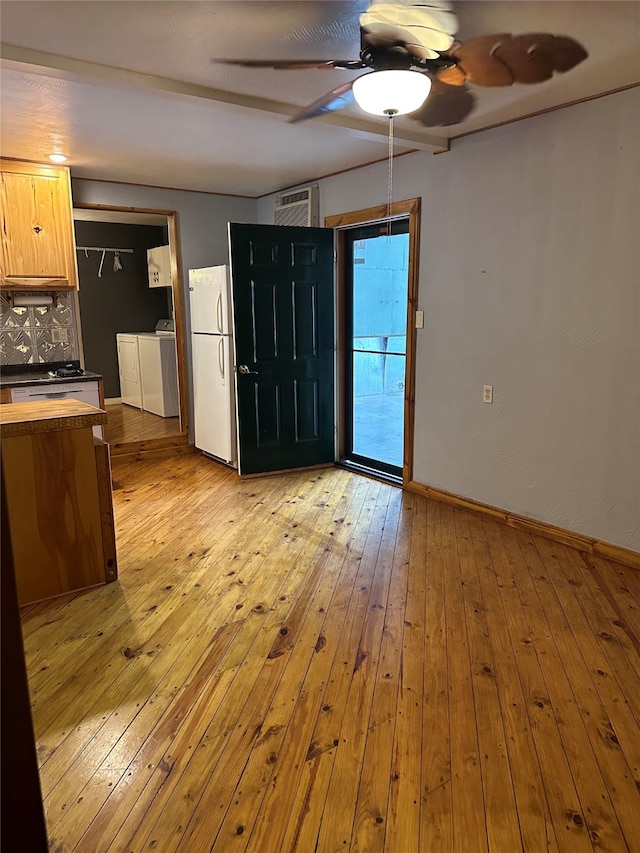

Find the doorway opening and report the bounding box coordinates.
[326,197,421,486]
[72,205,189,456]
[344,218,409,479]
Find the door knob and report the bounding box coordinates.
[238,364,258,375]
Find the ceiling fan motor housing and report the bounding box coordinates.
[360,44,414,70]
[360,40,457,76]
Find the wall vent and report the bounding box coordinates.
[274,185,319,228]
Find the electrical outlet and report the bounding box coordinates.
[51,328,69,344]
[483,384,493,404]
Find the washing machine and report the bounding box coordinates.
[116,333,143,409]
[137,333,179,417]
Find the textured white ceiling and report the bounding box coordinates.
[1,1,639,197]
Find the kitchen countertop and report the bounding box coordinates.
[0,398,107,437]
[0,369,103,388]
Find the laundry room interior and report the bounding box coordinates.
[74,211,181,444]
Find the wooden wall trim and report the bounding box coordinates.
[405,479,640,570]
[325,197,420,230]
[403,199,421,486]
[167,211,189,436]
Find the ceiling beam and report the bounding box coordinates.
[1,44,448,153]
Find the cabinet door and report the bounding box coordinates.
[147,244,172,288]
[3,427,105,604]
[0,160,78,289]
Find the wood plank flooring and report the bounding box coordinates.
[20,454,640,852]
[104,401,181,445]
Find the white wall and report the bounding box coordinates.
[258,88,640,551]
[71,179,258,433]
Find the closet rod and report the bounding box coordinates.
[76,246,134,253]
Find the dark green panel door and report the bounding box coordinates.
[229,223,335,475]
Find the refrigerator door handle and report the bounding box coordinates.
[216,292,223,334]
[218,337,225,380]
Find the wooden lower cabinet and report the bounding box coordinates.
[0,399,117,605]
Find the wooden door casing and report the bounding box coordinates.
[326,197,421,485]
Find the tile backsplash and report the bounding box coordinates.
[0,292,79,366]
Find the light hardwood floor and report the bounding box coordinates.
[21,454,640,852]
[104,400,181,445]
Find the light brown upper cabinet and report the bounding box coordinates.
[0,159,79,290]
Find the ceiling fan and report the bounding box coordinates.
[217,0,588,128]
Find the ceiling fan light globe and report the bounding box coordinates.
[352,70,432,116]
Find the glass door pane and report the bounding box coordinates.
[345,219,409,478]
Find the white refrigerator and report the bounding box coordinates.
[189,265,237,465]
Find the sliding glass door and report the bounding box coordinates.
[343,218,409,479]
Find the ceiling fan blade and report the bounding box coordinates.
[366,0,459,36]
[435,64,466,86]
[216,59,365,71]
[493,34,556,84]
[361,1,457,53]
[446,34,514,86]
[410,77,475,126]
[499,35,587,77]
[289,81,356,124]
[546,35,589,72]
[443,32,588,87]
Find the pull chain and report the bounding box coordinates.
[386,111,396,238]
